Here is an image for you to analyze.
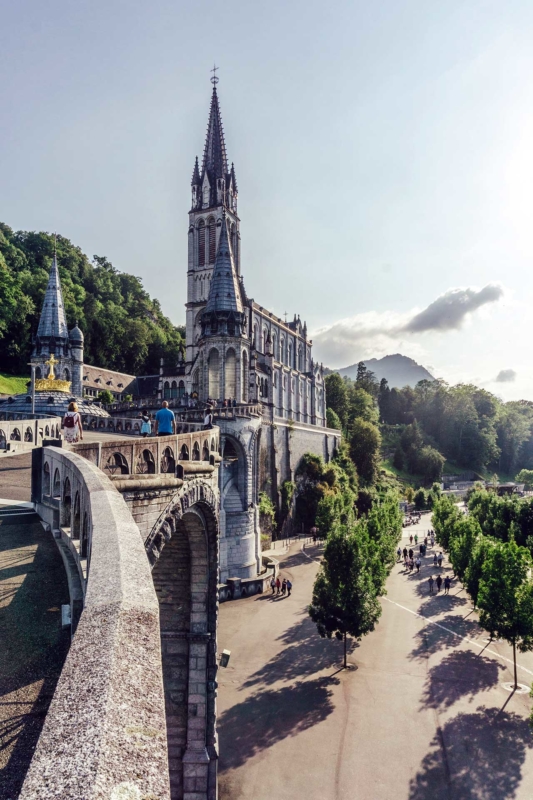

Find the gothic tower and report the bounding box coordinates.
[186,78,240,383]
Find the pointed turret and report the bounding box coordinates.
[191,155,201,186]
[204,214,242,314]
[37,252,68,340]
[202,86,228,182]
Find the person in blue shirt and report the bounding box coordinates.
[155,401,176,436]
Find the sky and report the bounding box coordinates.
[2,0,533,401]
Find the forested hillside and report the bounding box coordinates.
[326,363,533,485]
[0,223,184,377]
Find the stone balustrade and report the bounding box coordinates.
[22,447,170,800]
[0,415,61,451]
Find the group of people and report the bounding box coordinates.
[396,529,453,595]
[270,576,292,597]
[139,401,177,437]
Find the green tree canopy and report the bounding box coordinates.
[349,419,381,486]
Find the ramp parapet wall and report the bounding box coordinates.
[21,447,170,800]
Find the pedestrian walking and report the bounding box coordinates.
[430,533,435,547]
[410,534,413,544]
[428,576,434,594]
[62,401,83,444]
[433,553,438,566]
[444,576,451,594]
[397,546,402,561]
[408,548,413,560]
[276,577,281,595]
[437,552,443,568]
[403,547,408,561]
[282,578,287,595]
[286,579,292,596]
[140,409,151,437]
[414,534,418,544]
[415,557,421,573]
[436,574,442,593]
[270,577,276,595]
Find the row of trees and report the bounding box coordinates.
[434,492,533,688]
[309,490,402,667]
[0,224,185,376]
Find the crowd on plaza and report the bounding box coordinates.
[270,575,292,597]
[397,529,453,595]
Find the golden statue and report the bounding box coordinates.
[35,354,72,393]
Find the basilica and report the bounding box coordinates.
[159,79,327,426]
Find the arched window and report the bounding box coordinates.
[288,342,293,368]
[163,381,170,400]
[178,380,185,398]
[0,430,6,450]
[64,368,70,381]
[208,217,216,263]
[272,333,277,360]
[179,444,189,460]
[298,346,303,372]
[202,440,210,461]
[192,442,201,461]
[225,348,236,399]
[253,324,258,349]
[72,492,81,539]
[208,348,220,399]
[24,426,33,442]
[136,449,156,475]
[62,477,72,527]
[242,350,248,402]
[198,220,206,267]
[10,428,21,441]
[43,462,51,495]
[161,447,175,474]
[171,380,178,399]
[192,369,199,396]
[53,468,61,497]
[105,452,129,475]
[280,338,285,365]
[81,513,89,559]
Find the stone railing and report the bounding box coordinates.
[104,397,263,420]
[22,447,170,800]
[218,554,279,602]
[79,413,206,435]
[0,415,62,451]
[71,427,220,477]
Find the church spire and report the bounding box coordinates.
[202,82,228,182]
[36,246,68,340]
[204,212,242,315]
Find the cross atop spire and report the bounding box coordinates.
[210,63,219,86]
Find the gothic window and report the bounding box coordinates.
[225,348,236,399]
[179,444,189,460]
[208,348,220,399]
[254,324,258,349]
[178,380,185,398]
[192,369,199,397]
[163,381,170,400]
[208,217,216,263]
[298,346,303,372]
[288,342,293,368]
[10,428,21,441]
[272,333,277,360]
[202,440,210,461]
[192,441,201,461]
[136,449,156,475]
[53,468,61,497]
[24,426,33,442]
[161,447,175,474]
[280,338,285,365]
[64,368,70,381]
[171,380,178,399]
[273,372,277,388]
[43,462,51,494]
[105,452,129,475]
[198,220,206,267]
[242,350,248,402]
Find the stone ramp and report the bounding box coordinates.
[0,517,70,799]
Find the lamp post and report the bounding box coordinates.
[29,363,36,416]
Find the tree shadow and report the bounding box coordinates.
[219,675,339,771]
[242,615,355,689]
[409,706,533,800]
[417,593,469,617]
[421,650,504,711]
[409,615,481,661]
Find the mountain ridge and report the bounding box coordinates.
[337,353,435,388]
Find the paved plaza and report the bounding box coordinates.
[218,516,533,800]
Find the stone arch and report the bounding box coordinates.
[197,219,206,267]
[202,440,210,461]
[192,441,201,461]
[35,366,42,379]
[43,462,51,495]
[52,468,61,498]
[0,430,6,450]
[64,367,70,381]
[80,512,88,558]
[136,449,156,474]
[105,452,129,475]
[179,443,190,460]
[171,380,178,399]
[178,380,185,398]
[221,435,247,513]
[72,492,81,539]
[62,477,72,527]
[164,381,170,400]
[10,428,21,441]
[146,484,219,800]
[161,446,175,474]
[44,425,50,437]
[24,426,33,442]
[208,348,220,399]
[225,348,236,399]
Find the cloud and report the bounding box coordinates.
[312,284,504,367]
[495,369,516,383]
[403,285,504,333]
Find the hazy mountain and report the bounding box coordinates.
[338,354,435,388]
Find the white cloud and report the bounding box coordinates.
[312,284,504,367]
[495,369,517,383]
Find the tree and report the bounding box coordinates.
[326,407,342,430]
[414,488,426,510]
[516,469,533,490]
[324,373,349,428]
[349,419,381,485]
[449,516,482,582]
[432,495,462,550]
[97,389,114,405]
[477,539,533,688]
[464,536,494,608]
[393,447,404,470]
[405,486,414,505]
[417,445,445,484]
[309,525,382,668]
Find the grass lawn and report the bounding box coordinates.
[0,373,30,395]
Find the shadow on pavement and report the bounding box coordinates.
[420,650,504,711]
[409,706,533,800]
[242,616,355,689]
[219,675,339,771]
[409,615,480,661]
[417,593,469,616]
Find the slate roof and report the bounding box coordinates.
[202,86,228,180]
[36,254,69,340]
[82,365,137,393]
[204,214,243,315]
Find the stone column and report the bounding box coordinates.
[182,633,211,799]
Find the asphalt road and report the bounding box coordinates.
[218,516,533,800]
